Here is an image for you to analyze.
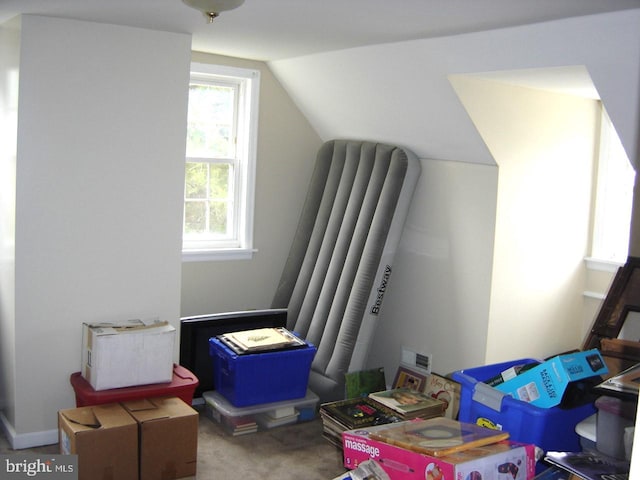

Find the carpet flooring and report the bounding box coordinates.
[1,409,348,480]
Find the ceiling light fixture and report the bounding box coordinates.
[182,0,245,23]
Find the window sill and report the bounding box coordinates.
[584,257,623,273]
[182,248,257,262]
[583,290,607,300]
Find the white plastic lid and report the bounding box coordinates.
[575,413,597,442]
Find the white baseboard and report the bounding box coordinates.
[0,412,58,449]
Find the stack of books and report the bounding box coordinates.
[320,388,446,447]
[217,327,307,355]
[255,404,300,429]
[221,414,258,436]
[320,397,404,447]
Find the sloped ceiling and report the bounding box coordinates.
[269,10,640,167]
[2,2,638,167]
[0,0,638,61]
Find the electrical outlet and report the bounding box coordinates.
[400,346,432,374]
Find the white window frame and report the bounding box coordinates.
[182,63,260,262]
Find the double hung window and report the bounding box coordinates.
[589,106,635,268]
[182,63,260,261]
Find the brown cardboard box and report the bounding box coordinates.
[123,397,198,480]
[58,403,138,480]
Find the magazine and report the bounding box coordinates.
[218,327,306,354]
[368,388,446,418]
[369,417,509,457]
[544,451,630,480]
[321,397,403,430]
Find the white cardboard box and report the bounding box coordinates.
[82,319,175,390]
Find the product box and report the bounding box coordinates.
[494,349,608,408]
[58,403,138,480]
[452,359,597,453]
[82,319,175,391]
[209,336,317,407]
[342,422,537,480]
[122,397,199,480]
[203,389,319,435]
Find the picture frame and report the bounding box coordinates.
[422,372,462,419]
[584,256,640,364]
[392,366,428,392]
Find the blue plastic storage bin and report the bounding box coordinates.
[451,358,597,453]
[209,336,317,407]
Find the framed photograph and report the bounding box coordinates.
[392,366,428,392]
[423,372,462,419]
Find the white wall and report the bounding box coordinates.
[0,16,20,421]
[269,8,640,375]
[180,53,322,317]
[270,10,640,169]
[451,76,600,363]
[1,15,191,447]
[367,159,498,377]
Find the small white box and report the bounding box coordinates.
[82,319,175,391]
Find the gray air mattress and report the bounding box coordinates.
[272,139,421,403]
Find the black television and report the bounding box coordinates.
[179,308,287,399]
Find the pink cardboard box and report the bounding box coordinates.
[342,423,537,480]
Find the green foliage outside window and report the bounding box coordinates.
[184,162,231,236]
[184,81,236,239]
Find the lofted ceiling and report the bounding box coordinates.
[0,0,639,62]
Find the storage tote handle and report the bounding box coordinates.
[472,382,506,412]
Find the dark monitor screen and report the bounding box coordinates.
[179,309,287,399]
